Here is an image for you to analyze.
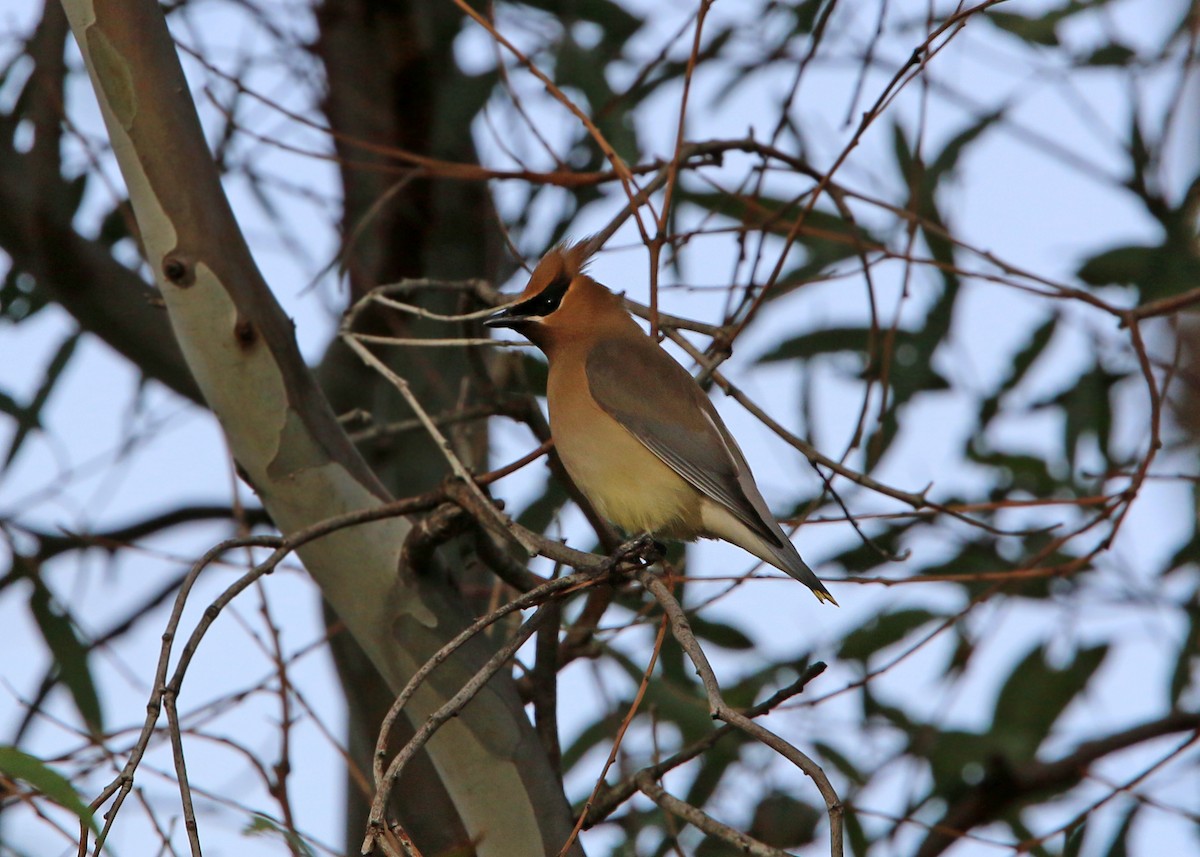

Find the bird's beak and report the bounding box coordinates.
[484,303,530,330]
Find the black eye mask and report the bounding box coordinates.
[518,272,571,317]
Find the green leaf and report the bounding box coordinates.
[1164,531,1200,578]
[1080,43,1136,66]
[1128,112,1151,200]
[979,315,1057,428]
[758,325,945,455]
[863,690,918,732]
[602,645,714,742]
[757,327,916,364]
[1169,598,1198,706]
[1063,820,1086,857]
[990,642,1108,759]
[924,728,989,797]
[684,739,744,811]
[839,609,943,663]
[681,192,875,296]
[812,740,866,786]
[892,119,915,180]
[515,475,568,535]
[870,120,977,460]
[829,522,916,575]
[987,10,1062,45]
[1035,361,1122,471]
[1010,817,1056,857]
[244,814,316,857]
[986,3,1105,47]
[681,191,824,233]
[1077,244,1162,286]
[917,540,1004,594]
[967,449,1062,499]
[0,386,21,418]
[0,746,96,830]
[560,708,627,772]
[1100,801,1138,857]
[626,28,735,110]
[747,792,819,848]
[521,0,642,46]
[3,330,81,471]
[26,570,104,732]
[945,627,976,678]
[1077,242,1200,302]
[842,799,871,856]
[557,33,638,162]
[722,660,812,716]
[788,0,825,35]
[688,615,755,650]
[929,110,1004,185]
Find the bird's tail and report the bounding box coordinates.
[766,539,838,606]
[698,500,837,604]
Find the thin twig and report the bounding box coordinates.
[637,571,843,857]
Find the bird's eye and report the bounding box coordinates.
[523,273,571,317]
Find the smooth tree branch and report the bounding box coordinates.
[59,1,584,853]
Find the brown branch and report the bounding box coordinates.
[559,611,669,857]
[586,662,828,825]
[663,327,1012,537]
[730,0,1007,336]
[29,504,269,560]
[1121,286,1200,325]
[79,534,282,857]
[637,571,844,857]
[636,772,793,857]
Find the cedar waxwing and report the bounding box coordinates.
[486,244,836,605]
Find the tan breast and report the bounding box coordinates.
[546,349,702,538]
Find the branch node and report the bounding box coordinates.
[234,318,257,350]
[400,500,470,577]
[161,253,194,287]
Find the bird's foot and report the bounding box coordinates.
[612,533,664,570]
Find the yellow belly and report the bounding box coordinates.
[548,369,701,537]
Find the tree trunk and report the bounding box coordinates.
[58,1,581,854]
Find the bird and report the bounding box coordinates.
[485,242,836,605]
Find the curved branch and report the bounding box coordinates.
[637,571,844,857]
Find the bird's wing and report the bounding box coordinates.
[585,338,783,546]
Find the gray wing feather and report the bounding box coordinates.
[585,339,783,546]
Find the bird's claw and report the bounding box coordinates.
[612,533,664,570]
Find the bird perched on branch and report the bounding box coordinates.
[486,243,836,605]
